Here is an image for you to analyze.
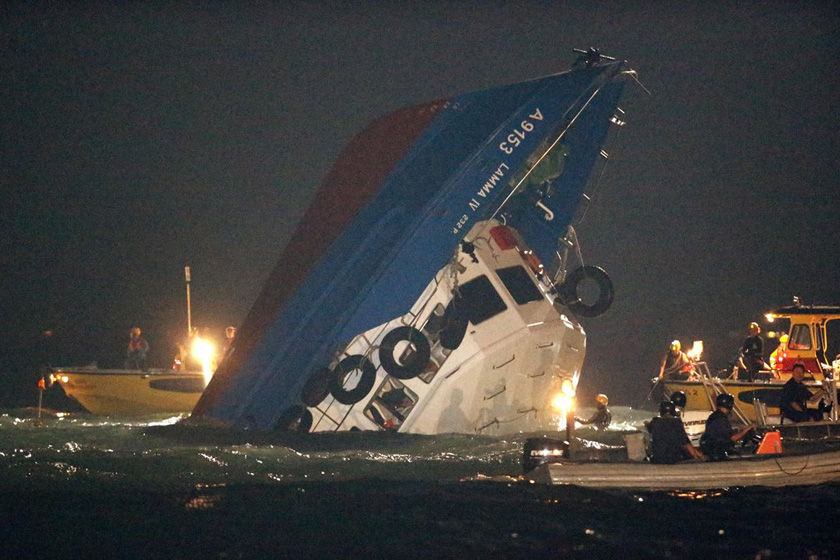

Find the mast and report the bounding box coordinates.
[185,266,192,337]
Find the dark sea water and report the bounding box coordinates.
[1,406,839,560]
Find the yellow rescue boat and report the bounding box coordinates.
[662,302,840,425]
[51,366,206,416]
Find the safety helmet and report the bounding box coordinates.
[715,393,735,409]
[670,340,681,351]
[131,327,141,336]
[749,322,760,333]
[670,391,687,408]
[779,334,789,343]
[595,394,609,406]
[659,400,677,417]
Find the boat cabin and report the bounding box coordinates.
[297,219,589,436]
[765,304,840,381]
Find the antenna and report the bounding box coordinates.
[572,47,616,68]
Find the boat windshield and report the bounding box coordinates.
[496,266,543,305]
[459,275,507,324]
[789,324,812,350]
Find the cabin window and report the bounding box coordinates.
[826,319,840,364]
[788,324,812,350]
[417,303,451,384]
[364,378,418,430]
[458,274,507,324]
[496,266,544,305]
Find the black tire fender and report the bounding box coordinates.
[329,354,377,405]
[300,367,332,407]
[560,265,614,318]
[275,405,313,432]
[378,326,431,380]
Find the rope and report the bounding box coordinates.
[774,453,810,476]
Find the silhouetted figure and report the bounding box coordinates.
[700,393,756,460]
[647,401,704,464]
[125,327,149,371]
[575,393,611,430]
[737,322,765,381]
[780,365,827,422]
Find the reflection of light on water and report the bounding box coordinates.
[184,494,220,510]
[144,416,185,427]
[199,453,228,468]
[670,489,725,500]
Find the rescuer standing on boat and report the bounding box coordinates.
[658,340,693,380]
[574,394,611,430]
[125,327,149,371]
[222,326,237,359]
[738,322,765,381]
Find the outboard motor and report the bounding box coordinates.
[522,437,568,474]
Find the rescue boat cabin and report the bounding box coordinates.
[766,304,840,381]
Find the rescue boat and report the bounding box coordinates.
[51,366,205,416]
[661,303,840,429]
[526,448,840,489]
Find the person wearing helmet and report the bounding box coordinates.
[768,333,789,374]
[646,400,704,464]
[699,393,756,460]
[222,326,237,359]
[669,390,687,416]
[658,340,694,381]
[737,322,766,381]
[574,393,611,430]
[125,326,149,371]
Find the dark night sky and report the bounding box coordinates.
[2,2,839,405]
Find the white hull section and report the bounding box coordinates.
[305,220,586,436]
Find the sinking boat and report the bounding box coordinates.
[661,303,840,432]
[51,367,205,416]
[192,49,640,433]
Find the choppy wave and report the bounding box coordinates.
[2,406,840,559]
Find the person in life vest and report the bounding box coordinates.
[768,333,788,374]
[125,327,149,371]
[574,393,611,430]
[658,340,694,380]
